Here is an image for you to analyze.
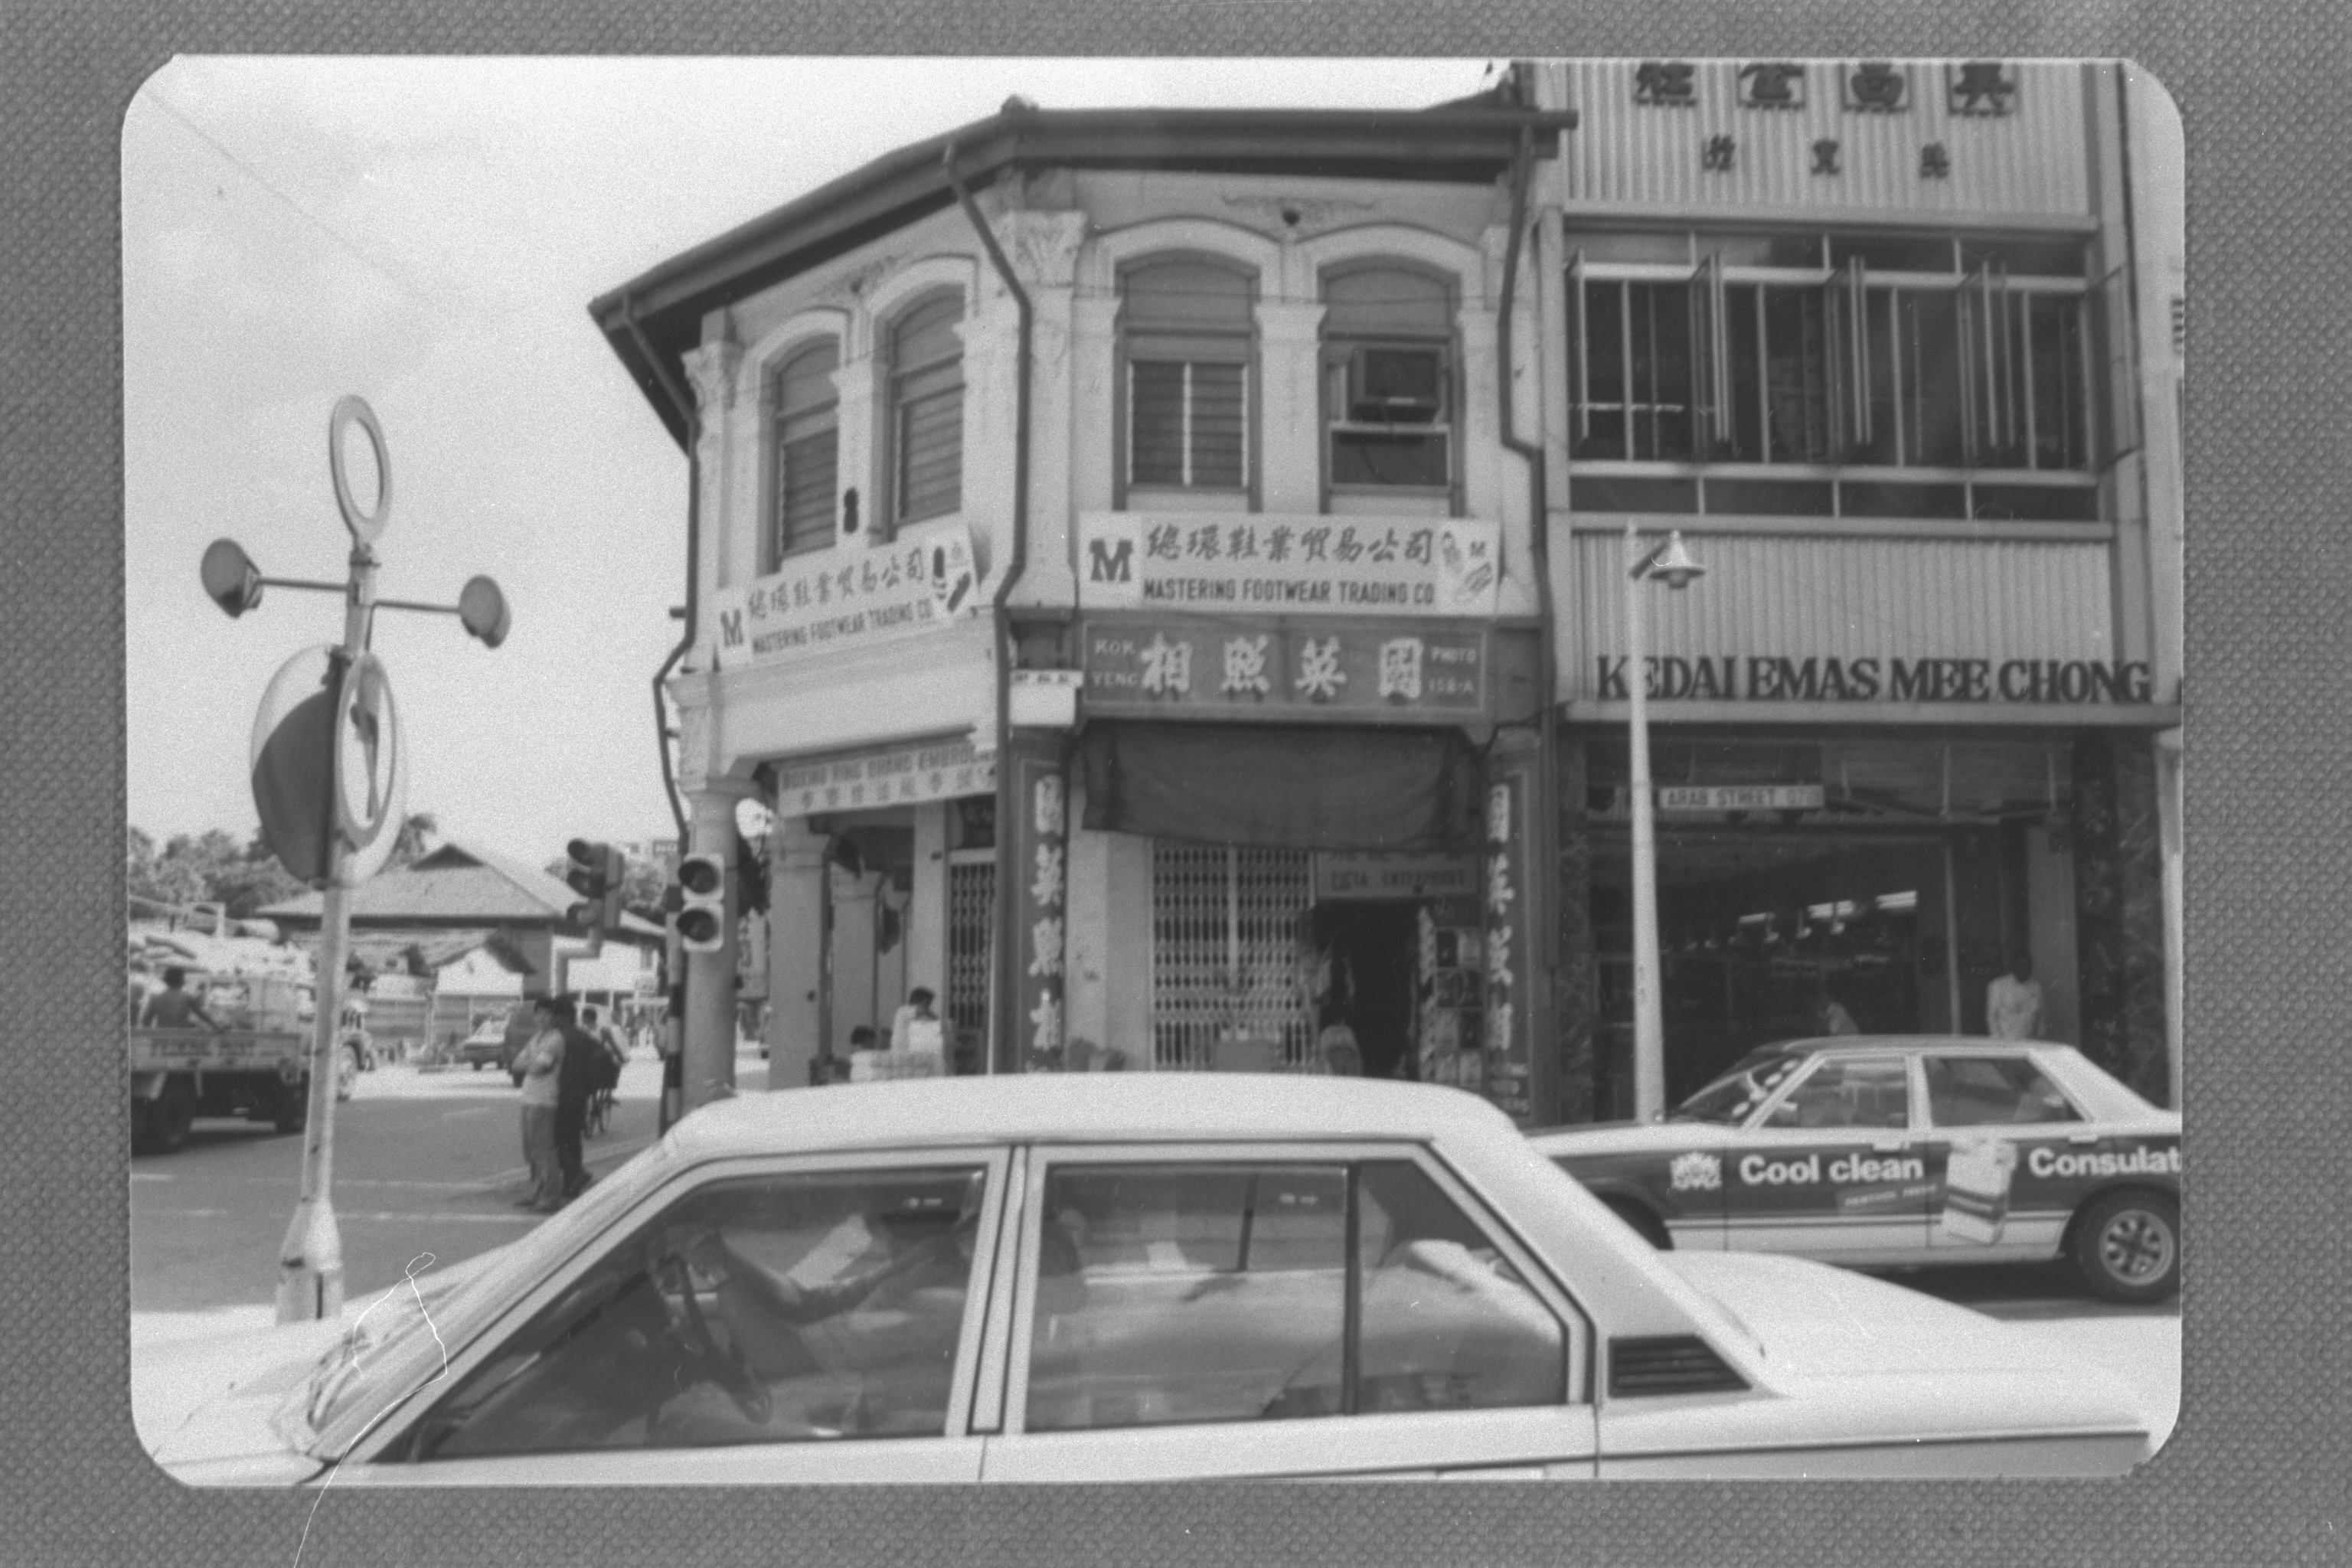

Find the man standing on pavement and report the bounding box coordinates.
[1986,952,2047,1040]
[514,998,565,1213]
[552,997,604,1201]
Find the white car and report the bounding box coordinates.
[1530,1038,2182,1305]
[142,1076,2156,1485]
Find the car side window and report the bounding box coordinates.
[1021,1159,1564,1433]
[1766,1058,1910,1129]
[1924,1057,2082,1127]
[397,1165,986,1460]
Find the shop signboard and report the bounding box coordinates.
[1083,619,1486,719]
[1314,851,1480,902]
[1592,652,2155,707]
[1078,513,1501,620]
[772,734,994,818]
[707,528,978,672]
[1658,784,1826,812]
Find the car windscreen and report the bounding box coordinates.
[1668,1053,1803,1125]
[295,1133,684,1458]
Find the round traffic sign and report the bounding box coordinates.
[248,645,408,888]
[250,646,341,885]
[332,652,407,887]
[329,396,393,545]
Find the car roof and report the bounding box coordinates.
[668,1073,1518,1161]
[1761,1035,2076,1057]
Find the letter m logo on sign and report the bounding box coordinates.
[1087,537,1134,584]
[717,608,745,648]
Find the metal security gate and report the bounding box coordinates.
[946,854,995,1054]
[1150,843,1315,1070]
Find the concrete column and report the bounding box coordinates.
[1254,300,1326,514]
[831,865,882,1048]
[1551,731,1599,1122]
[684,786,746,1115]
[765,816,829,1091]
[907,802,950,1004]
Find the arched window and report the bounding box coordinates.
[1321,266,1455,492]
[888,295,965,525]
[770,340,839,563]
[1121,260,1253,495]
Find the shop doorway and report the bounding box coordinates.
[1592,830,1955,1108]
[1308,903,1421,1080]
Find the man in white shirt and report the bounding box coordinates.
[889,988,946,1078]
[1986,953,2047,1040]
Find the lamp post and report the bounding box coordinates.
[1624,522,1704,1122]
[204,397,508,1322]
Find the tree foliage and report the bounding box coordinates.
[127,824,308,920]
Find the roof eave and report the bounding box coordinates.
[590,103,1578,450]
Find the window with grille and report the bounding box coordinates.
[890,294,964,525]
[770,340,839,564]
[1321,266,1454,492]
[1567,230,2100,524]
[1122,260,1252,496]
[1149,844,1315,1070]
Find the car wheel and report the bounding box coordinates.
[152,1082,195,1155]
[2072,1189,2179,1305]
[1602,1196,1672,1250]
[272,1077,309,1135]
[471,1061,483,1071]
[130,1099,158,1156]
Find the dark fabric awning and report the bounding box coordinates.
[1078,721,1482,851]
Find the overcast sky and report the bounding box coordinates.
[122,55,1495,869]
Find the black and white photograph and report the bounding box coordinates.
[120,53,2188,1496]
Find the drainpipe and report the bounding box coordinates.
[943,141,1034,1076]
[1495,112,1563,1125]
[617,296,701,844]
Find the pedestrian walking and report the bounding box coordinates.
[552,998,604,1200]
[514,998,566,1212]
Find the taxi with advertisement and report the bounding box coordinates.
[1528,1037,2180,1305]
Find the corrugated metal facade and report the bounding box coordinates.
[1566,532,2114,699]
[1543,59,2093,220]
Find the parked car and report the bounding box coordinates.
[140,1075,2157,1485]
[457,1018,514,1072]
[1530,1036,2181,1305]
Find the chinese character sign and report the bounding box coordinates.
[1481,773,1534,1120]
[1079,514,1501,620]
[1018,763,1069,1071]
[1087,623,1485,716]
[707,528,978,671]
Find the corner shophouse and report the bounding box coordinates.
[594,85,1577,1116]
[1530,59,2182,1115]
[596,61,2180,1126]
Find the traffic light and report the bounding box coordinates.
[566,838,626,931]
[676,853,727,953]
